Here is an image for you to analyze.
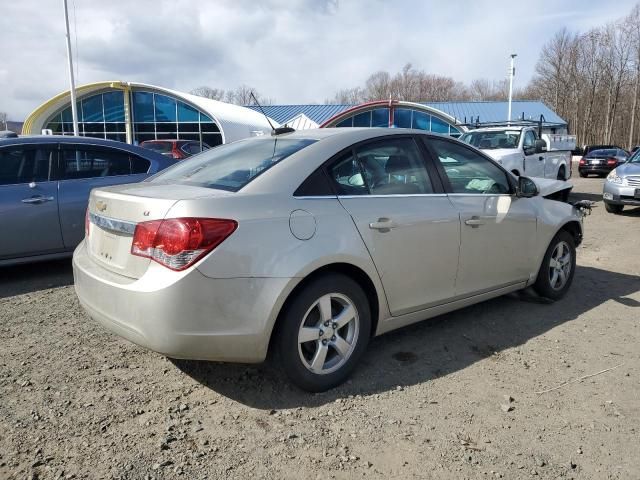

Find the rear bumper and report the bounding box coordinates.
[602,182,640,206]
[579,165,615,175]
[72,241,290,363]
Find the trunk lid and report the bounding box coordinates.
[87,183,227,278]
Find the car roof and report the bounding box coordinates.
[0,135,173,165]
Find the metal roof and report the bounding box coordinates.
[424,101,567,125]
[246,100,566,127]
[245,104,351,125]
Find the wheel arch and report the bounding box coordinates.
[266,262,382,359]
[559,220,583,247]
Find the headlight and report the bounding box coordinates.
[606,171,623,184]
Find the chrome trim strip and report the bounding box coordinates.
[337,194,449,199]
[89,213,137,235]
[447,193,513,197]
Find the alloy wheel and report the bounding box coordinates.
[297,293,359,375]
[548,241,572,291]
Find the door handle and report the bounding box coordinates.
[369,218,395,232]
[538,156,544,161]
[21,196,54,204]
[464,216,485,228]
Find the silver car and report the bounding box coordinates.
[603,151,640,213]
[73,128,585,392]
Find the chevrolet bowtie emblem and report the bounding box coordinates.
[96,200,107,212]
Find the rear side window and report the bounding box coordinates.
[328,137,433,195]
[61,147,137,179]
[131,156,151,174]
[150,137,316,191]
[0,147,55,185]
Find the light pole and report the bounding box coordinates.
[507,54,517,126]
[63,0,79,136]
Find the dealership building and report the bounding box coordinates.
[22,81,568,144]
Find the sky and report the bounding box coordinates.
[0,0,637,120]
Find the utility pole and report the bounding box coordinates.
[507,54,517,126]
[63,0,79,136]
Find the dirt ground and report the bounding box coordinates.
[1,174,639,480]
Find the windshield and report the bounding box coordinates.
[586,149,618,158]
[149,137,317,191]
[460,130,521,150]
[628,149,640,163]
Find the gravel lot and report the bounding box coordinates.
[1,175,639,480]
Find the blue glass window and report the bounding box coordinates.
[371,108,389,127]
[335,117,353,128]
[353,111,371,127]
[431,116,450,134]
[393,108,412,128]
[81,95,104,123]
[412,111,430,130]
[200,113,214,123]
[177,101,199,122]
[103,91,125,122]
[154,94,177,122]
[133,92,154,122]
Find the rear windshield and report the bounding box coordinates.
[142,142,172,153]
[587,149,617,157]
[149,137,317,191]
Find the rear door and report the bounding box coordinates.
[426,137,537,297]
[57,144,150,249]
[328,136,460,316]
[0,144,64,260]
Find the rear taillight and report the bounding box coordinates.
[607,157,617,165]
[131,218,237,271]
[579,157,586,165]
[85,208,90,237]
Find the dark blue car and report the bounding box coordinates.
[0,136,176,266]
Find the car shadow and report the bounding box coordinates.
[0,259,74,299]
[568,191,603,203]
[173,265,640,409]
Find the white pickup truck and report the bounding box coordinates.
[460,126,576,180]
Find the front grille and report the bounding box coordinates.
[626,176,640,187]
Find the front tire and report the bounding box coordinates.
[605,203,623,214]
[276,274,371,392]
[533,230,576,301]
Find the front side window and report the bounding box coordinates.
[0,147,55,185]
[150,137,316,191]
[61,148,133,179]
[429,138,511,195]
[328,137,433,195]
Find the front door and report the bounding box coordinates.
[523,130,545,177]
[427,137,538,297]
[327,136,460,316]
[0,145,64,260]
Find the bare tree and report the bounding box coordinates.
[0,111,8,130]
[191,85,272,106]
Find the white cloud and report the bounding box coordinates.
[0,0,637,120]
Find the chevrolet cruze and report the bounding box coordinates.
[73,128,584,391]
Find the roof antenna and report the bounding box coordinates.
[250,91,295,136]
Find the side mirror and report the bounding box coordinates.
[517,176,539,198]
[534,139,547,154]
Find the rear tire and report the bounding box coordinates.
[533,230,576,301]
[605,203,623,214]
[557,166,566,180]
[276,274,371,392]
[579,171,587,178]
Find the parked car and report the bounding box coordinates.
[140,139,210,160]
[74,129,585,392]
[578,148,629,177]
[0,135,176,266]
[603,148,640,213]
[582,144,619,156]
